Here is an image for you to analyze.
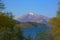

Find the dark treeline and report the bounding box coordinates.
[0,12,32,40]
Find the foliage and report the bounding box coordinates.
[15,28,24,40]
[49,11,60,40]
[35,30,55,40]
[0,12,25,40]
[0,12,16,31]
[25,34,32,40]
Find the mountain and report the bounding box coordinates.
[16,12,49,24]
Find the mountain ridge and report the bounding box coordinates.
[16,12,49,23]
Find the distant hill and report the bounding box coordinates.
[15,22,48,28]
[15,12,49,27]
[16,12,48,23]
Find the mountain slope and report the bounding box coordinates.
[16,12,48,23]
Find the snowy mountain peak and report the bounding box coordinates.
[28,12,34,15]
[17,12,49,23]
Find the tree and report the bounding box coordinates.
[49,15,60,40]
[0,12,16,40]
[49,1,60,40]
[0,0,24,40]
[35,30,55,40]
[25,34,32,40]
[0,12,16,31]
[15,28,24,40]
[0,12,25,40]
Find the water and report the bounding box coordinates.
[21,26,49,40]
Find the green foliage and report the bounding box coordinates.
[0,12,25,40]
[35,30,55,40]
[25,34,32,40]
[49,9,60,40]
[49,17,60,40]
[0,12,16,31]
[15,28,24,40]
[0,28,25,40]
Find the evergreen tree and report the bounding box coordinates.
[0,12,16,31]
[0,0,24,40]
[49,1,60,40]
[0,13,24,40]
[0,0,5,12]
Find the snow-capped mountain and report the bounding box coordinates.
[16,12,49,23]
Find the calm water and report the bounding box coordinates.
[21,26,49,40]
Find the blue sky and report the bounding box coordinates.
[4,0,58,18]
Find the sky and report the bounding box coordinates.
[3,0,58,19]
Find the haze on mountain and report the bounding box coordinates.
[16,12,48,23]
